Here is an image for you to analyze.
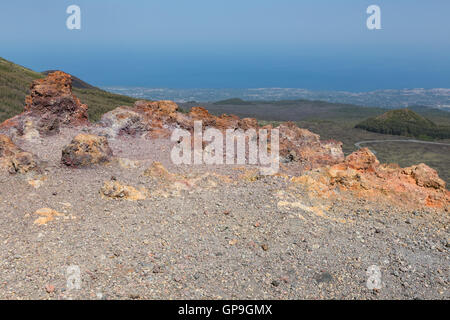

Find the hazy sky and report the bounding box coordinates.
[1,0,449,90]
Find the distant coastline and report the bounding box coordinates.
[102,87,450,110]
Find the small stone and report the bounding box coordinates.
[129,293,140,299]
[261,244,269,251]
[45,284,55,294]
[152,265,163,274]
[314,272,333,284]
[271,280,280,287]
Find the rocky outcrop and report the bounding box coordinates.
[293,148,449,209]
[101,102,343,169]
[61,134,113,167]
[277,122,344,169]
[99,100,259,139]
[0,134,37,174]
[99,106,151,138]
[99,100,179,139]
[178,107,258,131]
[0,71,89,138]
[401,163,446,190]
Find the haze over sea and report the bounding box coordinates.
[1,0,449,94]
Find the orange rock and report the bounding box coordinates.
[143,162,178,182]
[293,148,449,210]
[345,148,379,172]
[33,208,63,225]
[278,122,344,168]
[401,163,446,189]
[100,181,147,201]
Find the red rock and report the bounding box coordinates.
[25,71,88,125]
[0,71,89,137]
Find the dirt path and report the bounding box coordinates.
[355,139,450,149]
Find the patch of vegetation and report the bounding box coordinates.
[73,88,137,122]
[214,98,253,105]
[0,57,43,122]
[0,57,137,123]
[355,109,450,140]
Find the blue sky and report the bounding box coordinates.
[0,0,449,90]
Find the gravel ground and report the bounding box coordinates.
[0,130,448,300]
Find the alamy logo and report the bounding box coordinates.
[170,121,280,175]
[66,5,81,30]
[367,5,381,30]
[366,265,382,290]
[66,265,81,290]
[65,5,381,32]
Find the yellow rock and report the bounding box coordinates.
[143,162,177,182]
[28,176,47,189]
[101,181,147,201]
[33,208,63,225]
[116,158,140,169]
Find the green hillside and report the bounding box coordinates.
[355,108,450,140]
[0,57,137,122]
[213,98,253,105]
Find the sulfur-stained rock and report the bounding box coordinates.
[0,134,38,174]
[100,181,147,201]
[143,161,178,182]
[61,134,113,167]
[33,208,63,225]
